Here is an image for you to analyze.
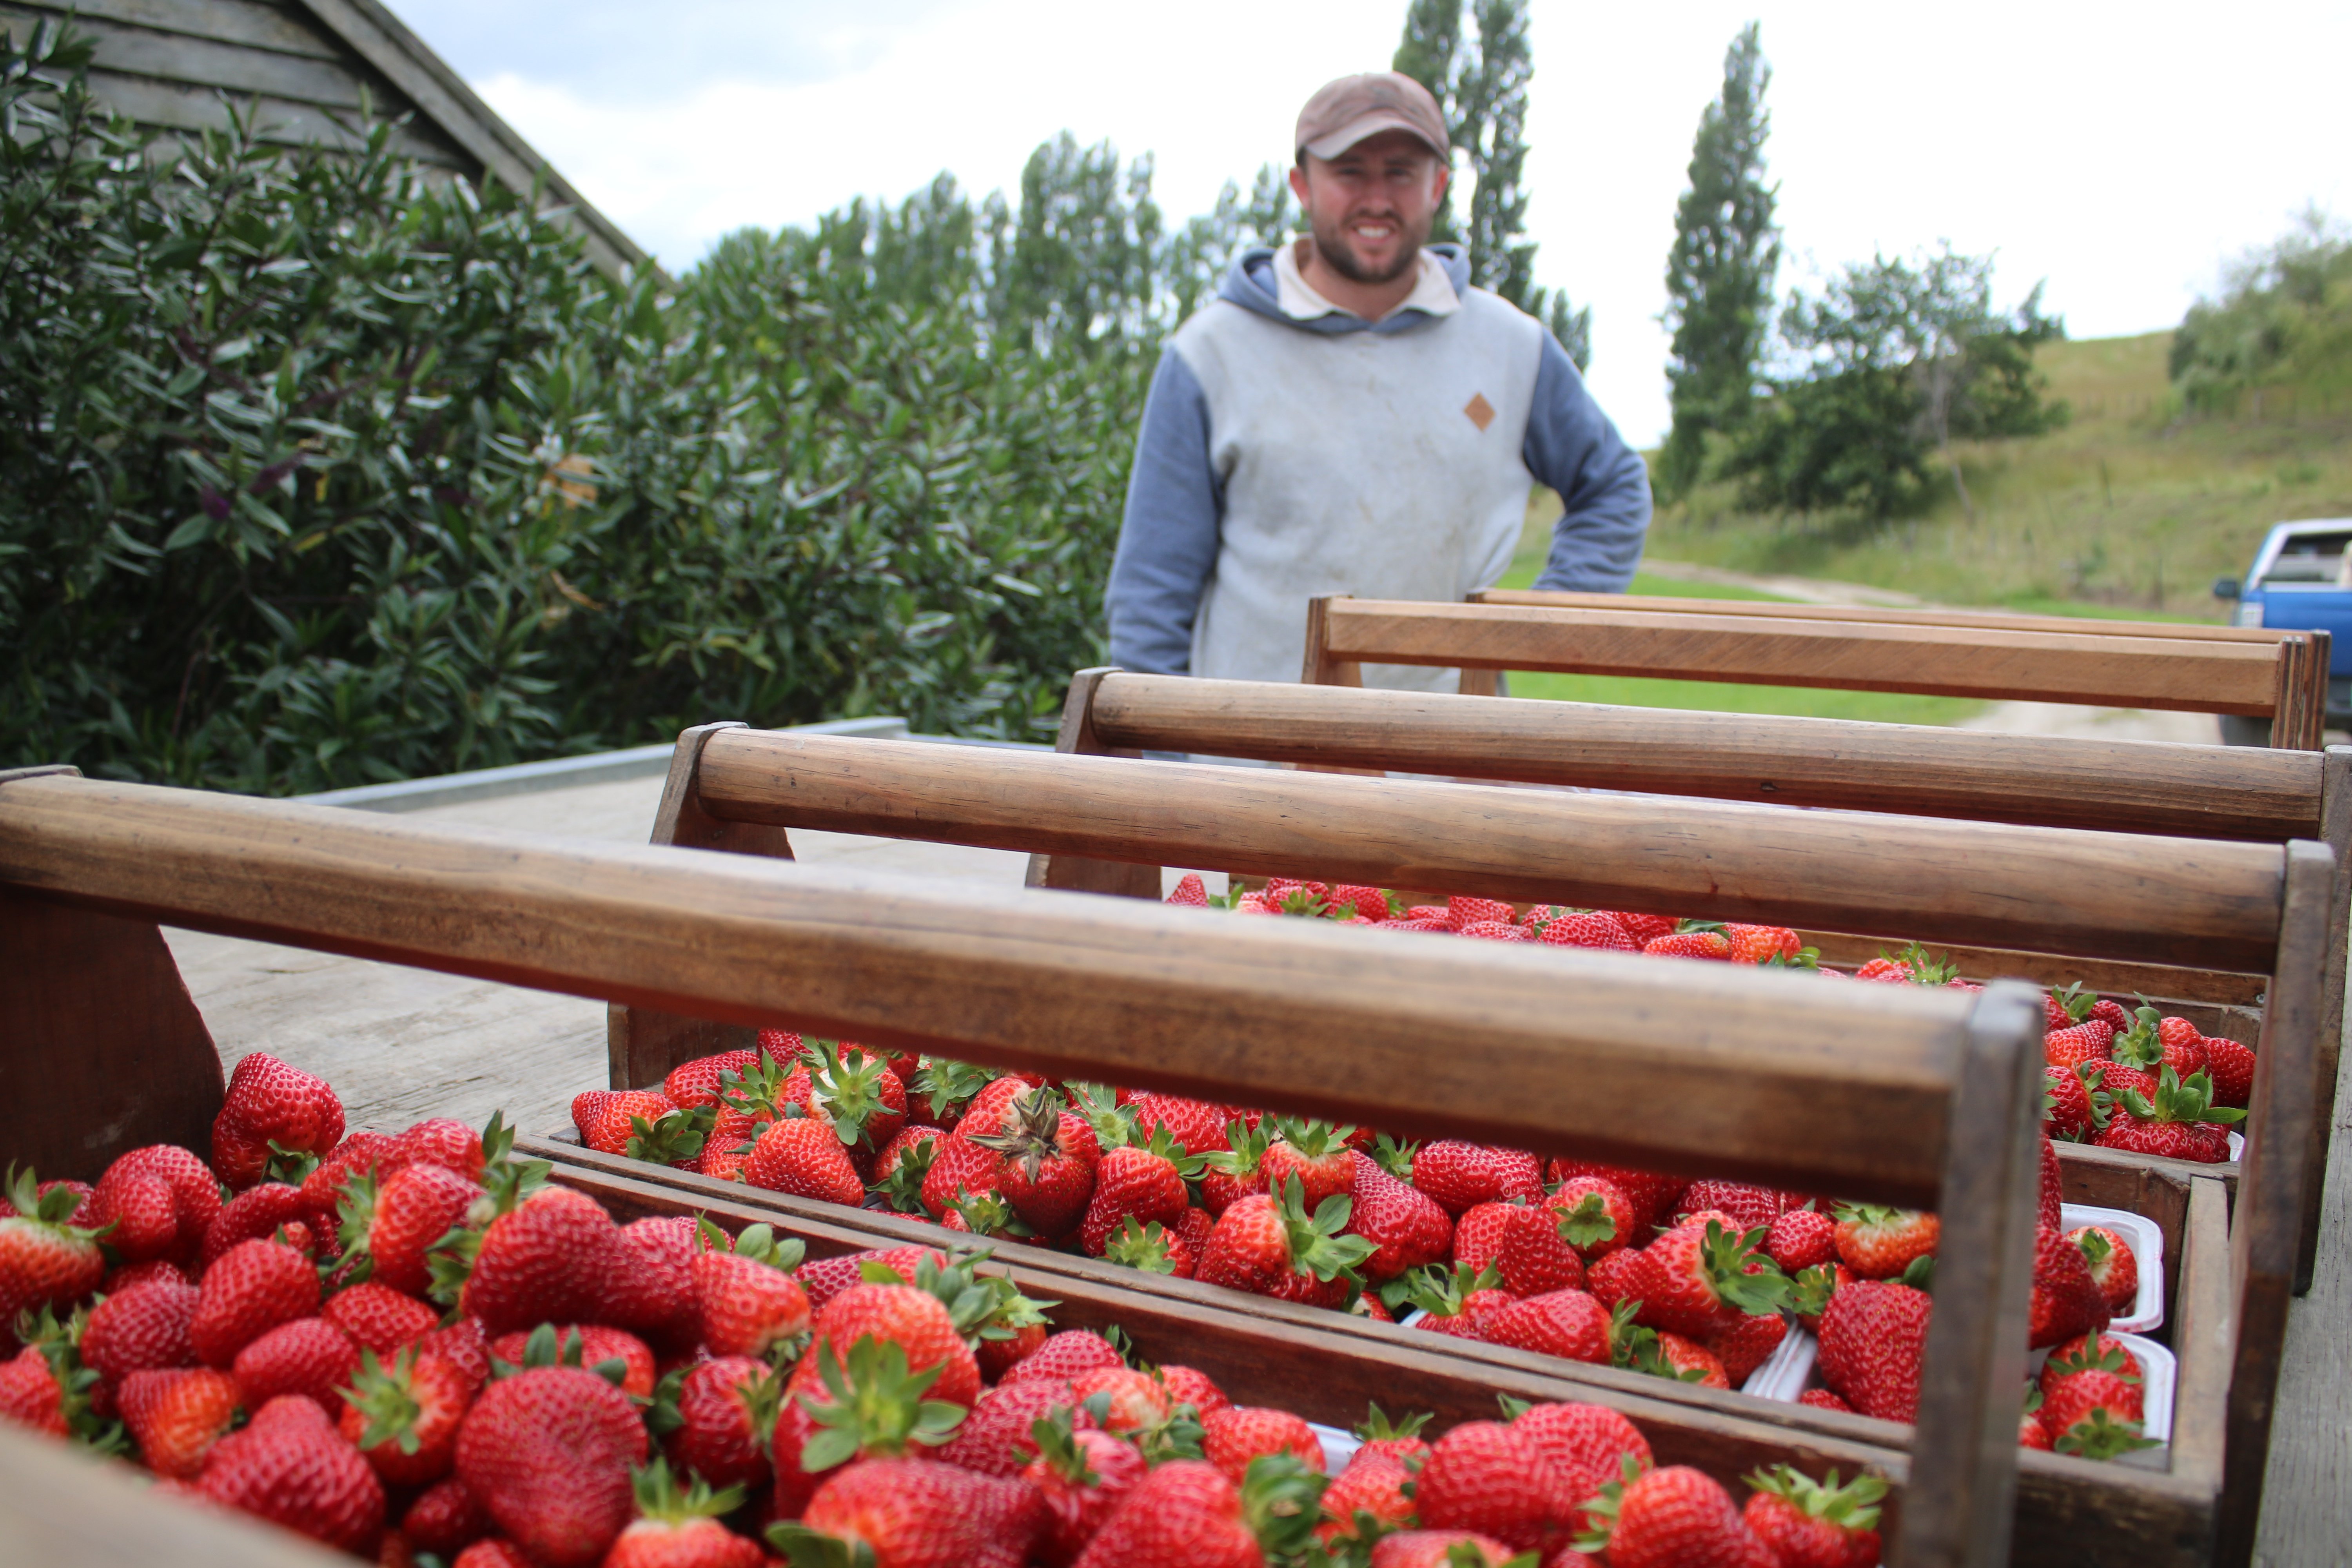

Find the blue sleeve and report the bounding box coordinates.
[1106,349,1222,675]
[1521,332,1651,592]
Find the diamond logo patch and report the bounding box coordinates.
[1463,393,1495,431]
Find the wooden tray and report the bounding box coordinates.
[0,769,2051,1567]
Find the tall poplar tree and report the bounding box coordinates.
[1659,22,1780,498]
[1393,0,1590,367]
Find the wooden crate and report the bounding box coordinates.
[535,1138,2239,1568]
[0,769,2048,1568]
[1301,594,2332,750]
[597,724,2330,1568]
[1060,666,2352,1292]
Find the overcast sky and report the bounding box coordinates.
[392,0,2349,447]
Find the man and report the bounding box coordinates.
[1106,71,1651,691]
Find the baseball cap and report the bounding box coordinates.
[1295,72,1451,163]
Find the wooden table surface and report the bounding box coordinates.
[157,767,2347,1563]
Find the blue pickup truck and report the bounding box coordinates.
[2213,517,2352,744]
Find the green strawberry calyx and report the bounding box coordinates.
[1271,1176,1377,1284]
[1238,1452,1329,1558]
[1204,1119,1272,1179]
[801,1042,900,1151]
[966,1087,1074,1181]
[797,1335,966,1468]
[1573,1452,1656,1553]
[2045,1339,2139,1384]
[1742,1465,1887,1532]
[866,1131,938,1214]
[2118,1067,2247,1127]
[1027,1405,1098,1485]
[630,1454,745,1524]
[2050,982,2098,1025]
[2053,1405,2162,1460]
[488,1323,629,1387]
[1701,1221,1794,1316]
[1368,1132,1419,1183]
[1354,1401,1432,1443]
[1553,1191,1619,1250]
[1103,1216,1182,1273]
[625,1103,714,1167]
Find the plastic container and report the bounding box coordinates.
[1309,1421,1360,1473]
[2111,1332,2177,1443]
[2060,1202,2166,1333]
[1743,1323,1819,1401]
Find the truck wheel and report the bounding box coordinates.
[2220,715,2274,747]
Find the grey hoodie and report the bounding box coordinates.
[1105,242,1651,688]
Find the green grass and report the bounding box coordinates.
[1498,510,1989,725]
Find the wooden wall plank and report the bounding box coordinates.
[70,70,466,164]
[1475,587,2296,644]
[1084,673,2324,842]
[691,730,2290,974]
[10,9,380,108]
[0,774,1980,1203]
[2167,1176,2234,1492]
[1027,666,1163,899]
[1323,599,2284,714]
[4,0,345,60]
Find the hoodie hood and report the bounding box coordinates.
[1218,241,1470,335]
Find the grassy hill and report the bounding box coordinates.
[1635,330,2352,618]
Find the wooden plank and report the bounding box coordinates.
[1475,586,2296,644]
[75,70,466,165]
[2308,744,2352,1292]
[1025,667,1163,899]
[2167,1176,2234,1492]
[1797,929,2270,1008]
[1321,599,2284,714]
[1300,595,1363,688]
[14,9,383,109]
[0,884,222,1183]
[690,729,2291,975]
[2,0,346,59]
[2213,840,2335,1566]
[0,774,1990,1203]
[1084,673,2325,842]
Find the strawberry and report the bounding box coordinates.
[398,1117,487,1181]
[1070,1365,1175,1437]
[1080,1129,1202,1256]
[454,1540,534,1568]
[1533,909,1639,951]
[2111,1007,2207,1083]
[691,1220,812,1359]
[1194,1176,1377,1308]
[1723,923,1802,964]
[1259,1118,1358,1209]
[1400,1260,1514,1338]
[1200,1119,1271,1217]
[1499,1196,1590,1296]
[740,1112,867,1205]
[1788,1262,1852,1334]
[1127,1093,1238,1156]
[2039,1136,2064,1231]
[87,1145,221,1267]
[1831,1205,1940,1279]
[2097,1067,2243,1163]
[1637,1219,1791,1338]
[1816,1279,1930,1421]
[1673,1180,1786,1232]
[1452,1201,1530,1276]
[403,1475,495,1555]
[1457,918,1530,941]
[1167,873,1211,907]
[2069,1225,2139,1312]
[2039,1358,2151,1450]
[789,1041,910,1155]
[457,1356,648,1567]
[431,1183,612,1338]
[198,1180,312,1271]
[2089,998,2132,1032]
[2039,1332,2143,1406]
[978,1319,1049,1382]
[969,1090,1100,1240]
[1544,1176,1634,1259]
[190,1238,319,1367]
[1412,1142,1543,1216]
[1327,883,1391,922]
[488,1325,654,1400]
[1546,1158,1687,1233]
[1104,1217,1195,1278]
[604,1458,763,1568]
[1708,1311,1789,1386]
[1158,1364,1230,1418]
[1619,1325,1730,1388]
[596,1214,699,1350]
[1764,1207,1836,1273]
[1002,1329,1126,1387]
[1482,1289,1613,1364]
[1367,1531,1525,1566]
[118,1365,239,1477]
[1341,1151,1453,1281]
[1068,1455,1323,1568]
[0,1166,108,1326]
[1800,1388,1855,1415]
[2027,1222,2112,1349]
[102,1258,189,1293]
[1510,1400,1650,1519]
[211,1053,345,1190]
[1606,911,1684,944]
[232,1315,359,1409]
[1741,1465,1885,1568]
[1445,895,1516,928]
[198,1392,386,1555]
[2196,1030,2254,1108]
[936,1373,1089,1476]
[756,1026,804,1065]
[571,1091,621,1146]
[908,1058,1004,1128]
[1644,929,1731,960]
[915,1132,1010,1221]
[1202,1405,1323,1484]
[1317,1451,1417,1548]
[340,1160,483,1297]
[2043,1064,2107,1142]
[664,1051,762,1113]
[1414,1418,1580,1553]
[1582,1245,1648,1308]
[1579,1463,1760,1568]
[773,1455,1045,1568]
[662,1354,775,1493]
[795,1247,939,1315]
[0,1341,71,1436]
[339,1345,476,1486]
[794,1280,981,1410]
[81,1278,200,1383]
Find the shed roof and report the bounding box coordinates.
[1,0,651,278]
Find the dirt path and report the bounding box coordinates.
[1638,558,2225,743]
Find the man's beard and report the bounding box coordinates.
[1310,207,1428,284]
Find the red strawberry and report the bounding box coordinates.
[936,1373,1089,1476]
[398,1118,487,1181]
[1342,1151,1452,1281]
[793,1281,980,1410]
[1534,910,1639,951]
[2039,1332,2143,1404]
[664,1051,762,1113]
[916,1132,1009,1220]
[1707,1311,1789,1386]
[456,1362,648,1567]
[599,1214,701,1348]
[1457,918,1530,941]
[1080,1132,1200,1256]
[1194,1177,1378,1307]
[0,1343,70,1435]
[2203,1035,2256,1108]
[2043,1064,2105,1142]
[342,1160,483,1297]
[1403,1260,1514,1338]
[0,1166,109,1326]
[198,1181,311,1272]
[1674,1180,1785,1232]
[1412,1142,1543,1216]
[81,1278,200,1383]
[1072,1365,1174,1437]
[1606,911,1684,944]
[605,1459,765,1568]
[1499,1196,1590,1296]
[1546,1159,1687,1234]
[1104,1217,1195,1278]
[789,1041,910,1155]
[1800,1388,1855,1415]
[198,1393,385,1555]
[1319,1450,1417,1546]
[420,1316,493,1388]
[1583,1464,1760,1568]
[404,1475,495,1556]
[1127,1094,1237,1156]
[1583,1246,1649,1308]
[1741,1465,1885,1568]
[323,1281,440,1357]
[1259,1118,1358,1209]
[582,1091,675,1156]
[232,1315,359,1409]
[1167,873,1211,907]
[692,1221,812,1359]
[1544,1176,1634,1259]
[740,1111,868,1205]
[1451,1201,1530,1276]
[1327,883,1391,921]
[969,1091,1100,1240]
[118,1366,239,1477]
[2043,1022,2116,1076]
[1723,923,1802,964]
[1071,1455,1324,1568]
[663,1354,774,1493]
[1367,1531,1525,1566]
[755,1026,804,1065]
[1160,1364,1230,1417]
[1628,1328,1731,1388]
[103,1258,189,1293]
[1764,1208,1836,1274]
[2069,1225,2139,1312]
[340,1345,476,1486]
[1831,1205,1940,1279]
[211,1053,345,1191]
[488,1325,655,1401]
[2096,1067,2242,1164]
[1201,1405,1323,1483]
[1510,1401,1649,1517]
[299,1132,400,1225]
[571,1091,621,1146]
[1637,1218,1791,1338]
[1644,929,1732,960]
[1003,1330,1126,1388]
[1816,1279,1930,1421]
[1482,1289,1613,1364]
[453,1185,621,1337]
[2111,1007,2207,1084]
[1445,894,1515,928]
[2028,1222,2112,1350]
[2039,1137,2063,1232]
[797,1247,939,1315]
[87,1145,221,1266]
[1414,1419,1579,1553]
[978,1320,1049,1382]
[1200,1120,1272,1217]
[190,1238,319,1367]
[779,1455,1044,1568]
[1028,1412,1150,1567]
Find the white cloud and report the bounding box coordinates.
[439,0,2352,445]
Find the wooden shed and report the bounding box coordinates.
[0,0,649,278]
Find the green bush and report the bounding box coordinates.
[0,25,1142,793]
[2170,211,2352,413]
